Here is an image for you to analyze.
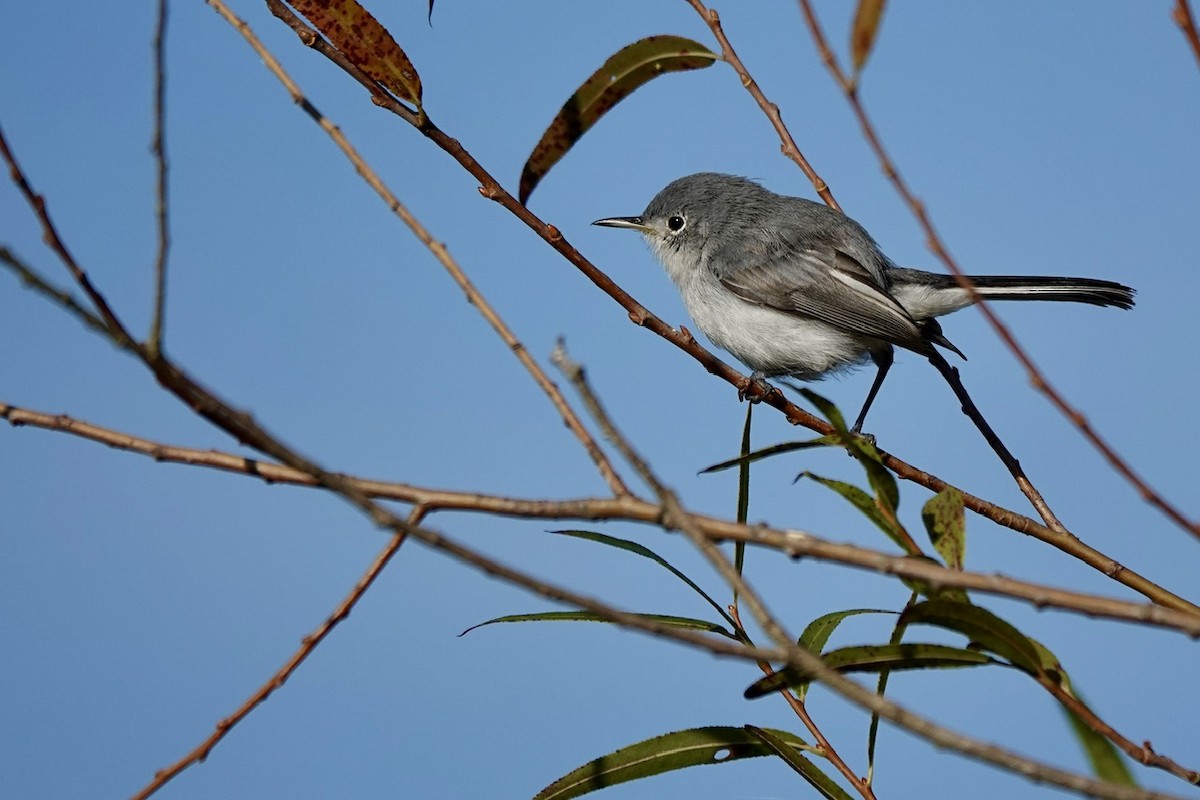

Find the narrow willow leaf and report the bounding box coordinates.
[533,726,810,800]
[519,36,719,204]
[800,472,908,551]
[551,529,733,627]
[800,388,899,514]
[459,610,735,639]
[796,608,897,700]
[744,726,854,800]
[900,599,1042,675]
[288,0,421,105]
[745,643,994,698]
[921,487,966,570]
[734,403,752,594]
[700,436,840,474]
[799,609,896,656]
[851,0,888,75]
[1065,708,1138,785]
[868,592,918,783]
[1025,639,1136,784]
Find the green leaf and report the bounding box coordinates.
[743,726,854,800]
[799,608,896,655]
[700,436,841,474]
[894,555,972,603]
[850,0,888,75]
[800,388,899,516]
[745,643,995,698]
[800,472,908,551]
[734,403,752,599]
[1023,639,1136,785]
[796,608,895,700]
[1064,707,1138,785]
[287,0,422,105]
[867,593,919,783]
[459,610,735,639]
[519,36,719,204]
[551,529,734,627]
[900,599,1043,675]
[533,726,811,800]
[922,487,966,569]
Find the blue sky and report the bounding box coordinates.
[3,2,1198,798]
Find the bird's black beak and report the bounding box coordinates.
[592,215,651,233]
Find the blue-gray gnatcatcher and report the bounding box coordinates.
[593,172,1135,431]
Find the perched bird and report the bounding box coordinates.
[594,173,1135,431]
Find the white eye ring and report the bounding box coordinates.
[667,214,686,232]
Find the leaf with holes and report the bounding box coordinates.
[288,0,421,105]
[744,726,854,800]
[533,726,811,800]
[518,35,719,204]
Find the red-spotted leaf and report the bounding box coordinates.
[922,487,966,569]
[533,726,811,800]
[288,0,421,105]
[519,35,719,204]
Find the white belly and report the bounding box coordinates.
[675,273,873,379]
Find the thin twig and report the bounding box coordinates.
[0,125,137,350]
[132,506,427,800]
[927,351,1062,530]
[149,0,170,356]
[250,0,1199,612]
[1041,676,1199,785]
[794,0,1198,540]
[1174,0,1200,70]
[0,247,109,335]
[683,0,840,210]
[730,604,877,799]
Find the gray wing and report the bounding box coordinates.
[717,245,932,354]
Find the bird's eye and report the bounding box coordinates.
[667,215,686,232]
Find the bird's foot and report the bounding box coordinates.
[738,373,776,403]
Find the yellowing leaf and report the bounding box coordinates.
[288,0,421,105]
[850,0,887,75]
[519,35,719,204]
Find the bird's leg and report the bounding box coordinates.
[852,347,894,433]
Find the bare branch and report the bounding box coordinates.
[133,507,425,800]
[148,0,170,356]
[7,404,1200,635]
[683,0,841,211]
[0,125,137,350]
[0,247,110,337]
